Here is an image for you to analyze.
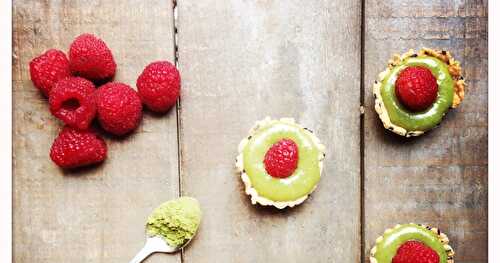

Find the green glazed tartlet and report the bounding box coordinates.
[235,117,325,209]
[370,223,454,263]
[373,48,465,137]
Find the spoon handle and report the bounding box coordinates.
[128,244,155,263]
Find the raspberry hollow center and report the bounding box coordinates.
[62,98,81,111]
[264,139,299,178]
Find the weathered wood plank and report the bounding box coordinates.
[12,1,179,262]
[363,0,488,262]
[177,1,361,262]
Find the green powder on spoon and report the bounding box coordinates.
[146,196,202,247]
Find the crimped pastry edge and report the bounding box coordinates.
[369,223,455,263]
[235,117,326,209]
[373,48,466,137]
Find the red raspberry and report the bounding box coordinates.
[95,82,142,136]
[49,77,96,130]
[264,139,299,178]
[392,241,440,263]
[69,33,116,81]
[50,126,107,169]
[29,49,71,97]
[136,61,180,113]
[395,66,438,111]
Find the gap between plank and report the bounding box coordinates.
[171,0,184,262]
[172,0,181,197]
[359,0,366,262]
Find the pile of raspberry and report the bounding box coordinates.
[29,33,181,169]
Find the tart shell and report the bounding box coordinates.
[373,48,465,137]
[369,223,455,263]
[235,117,326,209]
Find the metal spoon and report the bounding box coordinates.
[129,197,201,262]
[128,235,190,263]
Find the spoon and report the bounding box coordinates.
[129,197,201,262]
[128,235,189,263]
[129,197,201,263]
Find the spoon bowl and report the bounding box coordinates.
[128,197,201,263]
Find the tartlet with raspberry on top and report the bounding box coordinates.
[236,117,325,209]
[370,223,454,263]
[373,48,465,137]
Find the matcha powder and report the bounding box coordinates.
[146,197,202,247]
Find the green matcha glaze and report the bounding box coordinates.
[146,197,202,247]
[374,224,448,263]
[242,121,321,202]
[380,56,454,131]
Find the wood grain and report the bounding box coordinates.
[12,1,179,262]
[177,1,361,262]
[363,0,488,262]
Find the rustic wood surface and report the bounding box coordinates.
[12,0,488,262]
[13,1,179,263]
[177,1,361,262]
[363,0,488,262]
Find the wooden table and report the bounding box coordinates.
[13,1,488,262]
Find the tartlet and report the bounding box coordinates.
[370,223,454,263]
[373,48,465,137]
[235,117,326,209]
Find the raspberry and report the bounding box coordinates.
[49,77,96,130]
[136,61,180,112]
[395,66,438,111]
[69,33,116,81]
[264,139,299,178]
[29,49,71,97]
[50,126,107,169]
[392,241,440,263]
[95,82,142,136]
